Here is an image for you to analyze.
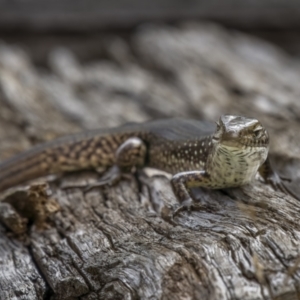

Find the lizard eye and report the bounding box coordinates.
[253,127,263,139]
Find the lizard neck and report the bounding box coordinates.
[205,142,269,188]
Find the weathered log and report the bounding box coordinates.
[0,23,300,299]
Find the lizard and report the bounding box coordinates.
[0,115,297,212]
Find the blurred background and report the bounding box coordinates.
[2,0,300,61]
[0,1,300,191]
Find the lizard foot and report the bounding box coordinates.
[84,165,123,192]
[172,198,202,219]
[265,172,299,201]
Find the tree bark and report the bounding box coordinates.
[0,23,300,300]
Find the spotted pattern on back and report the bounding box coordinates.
[148,135,214,174]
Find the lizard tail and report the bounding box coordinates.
[0,151,51,192]
[0,133,121,193]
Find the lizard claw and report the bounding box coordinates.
[279,175,292,183]
[85,165,122,192]
[265,172,299,201]
[172,198,201,218]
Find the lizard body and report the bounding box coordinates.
[0,115,295,204]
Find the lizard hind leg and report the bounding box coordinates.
[86,137,147,190]
[115,137,147,170]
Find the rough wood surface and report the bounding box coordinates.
[0,23,300,300]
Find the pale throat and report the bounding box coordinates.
[208,143,269,188]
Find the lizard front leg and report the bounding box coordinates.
[87,137,147,189]
[171,171,212,217]
[258,157,299,200]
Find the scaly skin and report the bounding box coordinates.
[0,115,296,205]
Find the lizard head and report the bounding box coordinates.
[212,115,269,148]
[208,115,269,187]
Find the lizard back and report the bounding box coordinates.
[0,118,216,192]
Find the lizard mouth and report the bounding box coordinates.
[218,129,269,148]
[212,135,268,148]
[220,138,269,148]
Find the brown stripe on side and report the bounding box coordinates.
[0,133,135,192]
[0,152,51,192]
